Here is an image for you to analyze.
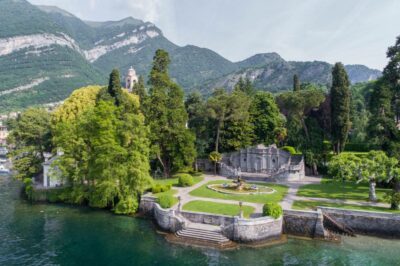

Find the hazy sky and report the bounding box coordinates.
[29,0,400,70]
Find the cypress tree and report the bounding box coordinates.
[107,69,123,106]
[330,62,351,153]
[293,74,301,91]
[146,49,196,177]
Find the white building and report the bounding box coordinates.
[42,150,64,188]
[125,66,138,93]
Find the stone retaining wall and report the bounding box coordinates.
[283,209,325,239]
[319,207,400,238]
[153,204,185,233]
[139,196,283,243]
[139,196,185,233]
[180,211,234,226]
[230,216,282,242]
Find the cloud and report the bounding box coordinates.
[114,0,165,23]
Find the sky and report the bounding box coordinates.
[29,0,400,70]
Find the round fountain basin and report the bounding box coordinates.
[207,183,276,195]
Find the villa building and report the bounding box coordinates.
[219,144,305,181]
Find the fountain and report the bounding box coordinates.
[207,167,276,195]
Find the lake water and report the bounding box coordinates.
[1,174,400,266]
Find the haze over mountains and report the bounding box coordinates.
[0,0,381,111]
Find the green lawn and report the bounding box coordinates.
[297,178,390,202]
[183,200,255,218]
[292,200,400,214]
[189,180,288,204]
[153,174,204,187]
[153,189,178,198]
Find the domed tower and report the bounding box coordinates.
[125,66,138,93]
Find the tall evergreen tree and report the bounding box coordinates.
[107,69,123,106]
[146,49,196,177]
[185,91,210,157]
[330,62,351,153]
[234,77,255,95]
[132,75,147,100]
[249,91,285,145]
[293,74,301,91]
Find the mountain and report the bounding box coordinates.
[204,55,382,93]
[0,0,382,111]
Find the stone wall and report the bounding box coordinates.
[139,196,185,233]
[230,216,282,242]
[180,211,234,226]
[320,207,400,238]
[153,204,185,233]
[283,209,325,239]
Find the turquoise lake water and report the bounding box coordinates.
[1,174,400,266]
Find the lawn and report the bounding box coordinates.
[297,178,390,202]
[183,200,255,218]
[189,180,288,204]
[153,189,178,198]
[153,174,204,187]
[292,200,400,214]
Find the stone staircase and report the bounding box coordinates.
[171,223,236,249]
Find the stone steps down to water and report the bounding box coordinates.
[175,223,232,247]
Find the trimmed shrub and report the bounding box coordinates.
[262,202,283,219]
[176,173,194,187]
[157,194,176,209]
[152,184,171,194]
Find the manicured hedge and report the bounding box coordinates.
[152,184,171,194]
[157,194,176,209]
[176,174,194,187]
[262,202,283,219]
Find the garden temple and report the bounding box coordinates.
[219,144,305,181]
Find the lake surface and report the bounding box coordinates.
[1,174,400,266]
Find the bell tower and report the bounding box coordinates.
[125,66,138,93]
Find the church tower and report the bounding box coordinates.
[125,66,138,93]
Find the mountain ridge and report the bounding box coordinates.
[0,0,382,111]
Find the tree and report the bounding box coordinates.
[330,62,351,153]
[249,91,285,145]
[293,74,301,92]
[52,76,152,214]
[51,86,102,188]
[221,89,253,151]
[367,36,400,157]
[209,151,222,175]
[106,69,123,106]
[234,77,255,96]
[277,89,325,144]
[185,91,210,158]
[329,151,396,202]
[207,88,253,153]
[146,49,196,177]
[8,108,52,180]
[132,75,147,101]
